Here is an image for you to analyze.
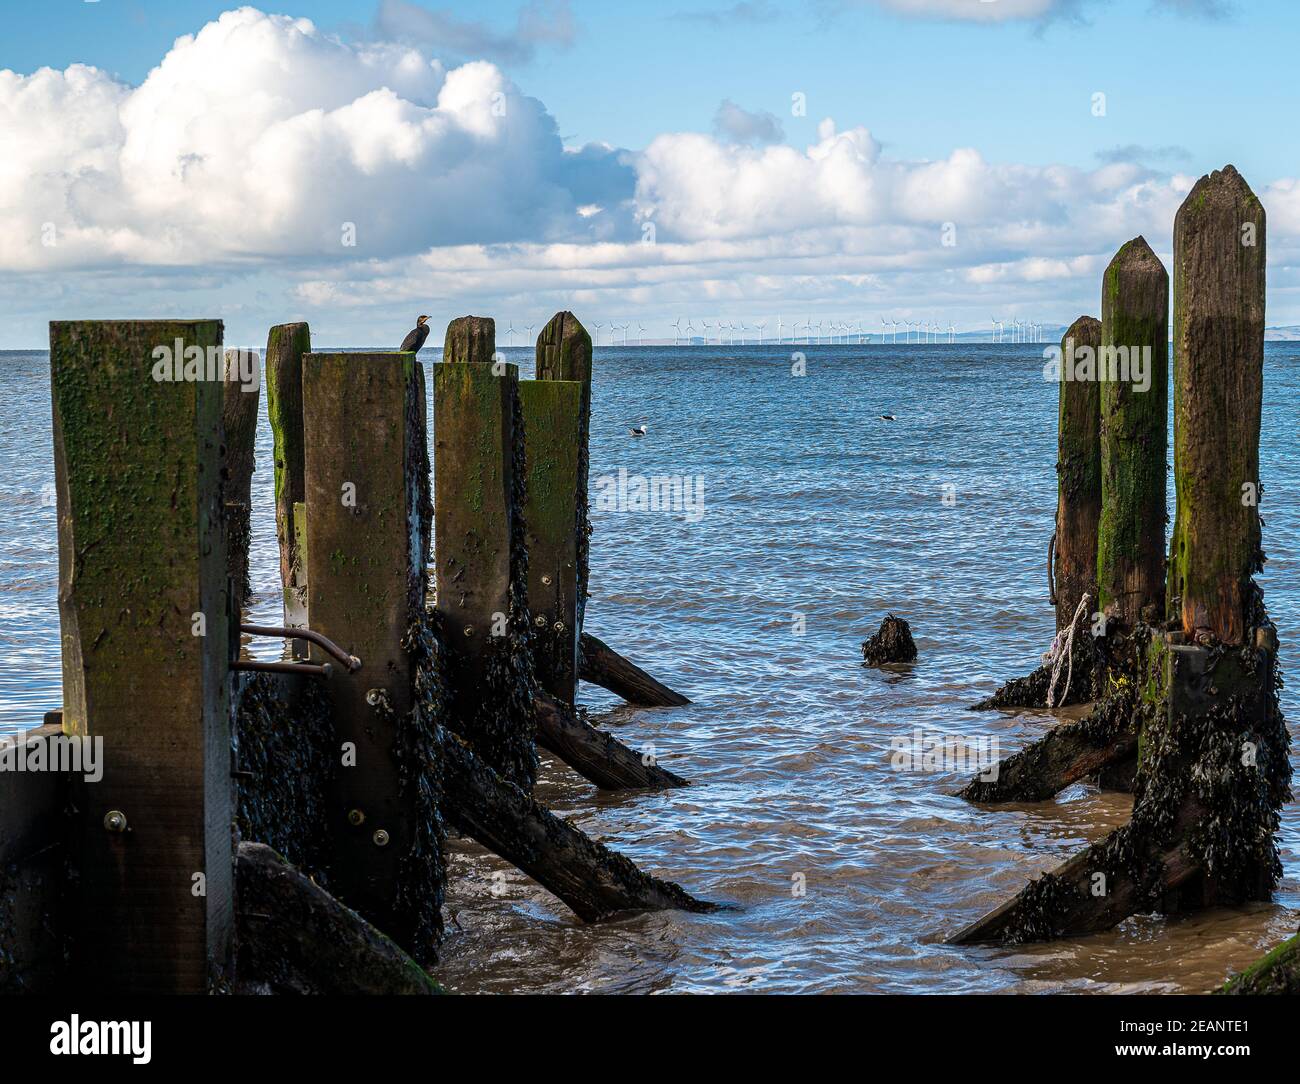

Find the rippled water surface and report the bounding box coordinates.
[2,343,1298,993]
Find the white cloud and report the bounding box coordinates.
[0,4,1294,343]
[868,0,1072,22]
[712,100,786,146]
[375,0,577,66]
[0,7,627,271]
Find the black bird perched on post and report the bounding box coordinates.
[400,315,431,353]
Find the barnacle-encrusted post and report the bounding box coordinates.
[1169,165,1266,645]
[518,378,583,701]
[434,318,539,789]
[50,319,233,991]
[222,348,260,614]
[951,168,1290,943]
[535,311,592,629]
[1053,315,1102,632]
[1097,236,1168,635]
[302,351,442,959]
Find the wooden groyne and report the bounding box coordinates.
[0,310,702,994]
[951,168,1293,976]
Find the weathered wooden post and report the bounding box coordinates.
[223,348,260,615]
[443,315,495,365]
[434,318,538,789]
[951,170,1289,942]
[50,319,233,992]
[1053,315,1102,631]
[536,312,593,628]
[1169,164,1266,645]
[1097,236,1169,634]
[266,322,311,637]
[518,379,583,702]
[302,351,441,957]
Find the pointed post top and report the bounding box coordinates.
[536,311,591,382]
[1108,235,1164,274]
[1181,163,1260,212]
[1064,314,1101,342]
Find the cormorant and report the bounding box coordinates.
[400,315,431,353]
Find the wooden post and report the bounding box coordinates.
[536,312,593,628]
[1054,315,1102,631]
[265,322,311,634]
[518,379,582,701]
[302,352,427,949]
[222,348,260,615]
[1097,236,1169,632]
[443,315,495,365]
[1169,165,1266,645]
[50,319,233,992]
[433,326,539,788]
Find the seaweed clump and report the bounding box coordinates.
[233,672,335,885]
[990,621,1290,944]
[364,615,450,965]
[861,614,918,666]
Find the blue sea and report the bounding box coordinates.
[2,342,1297,993]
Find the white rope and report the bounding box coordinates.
[1043,592,1090,709]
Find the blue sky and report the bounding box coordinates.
[1,0,1296,346]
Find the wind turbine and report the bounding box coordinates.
[637,322,646,346]
[756,320,766,344]
[504,322,516,347]
[525,322,535,345]
[684,318,696,343]
[701,319,713,345]
[776,315,784,344]
[948,321,955,344]
[672,318,682,345]
[594,322,604,347]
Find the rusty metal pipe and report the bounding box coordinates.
[230,659,335,679]
[239,624,362,672]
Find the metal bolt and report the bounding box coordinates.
[373,829,390,847]
[348,809,366,826]
[103,810,128,833]
[534,615,547,628]
[541,575,552,586]
[554,621,566,633]
[463,625,474,637]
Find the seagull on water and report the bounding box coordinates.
[628,424,648,437]
[880,413,896,421]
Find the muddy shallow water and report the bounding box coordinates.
[3,342,1297,993]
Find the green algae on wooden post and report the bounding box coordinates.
[1054,315,1102,632]
[536,312,593,628]
[266,322,312,632]
[433,358,539,789]
[49,318,233,993]
[443,315,496,364]
[1169,165,1267,646]
[1097,236,1169,632]
[519,379,583,701]
[302,352,439,955]
[222,348,260,615]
